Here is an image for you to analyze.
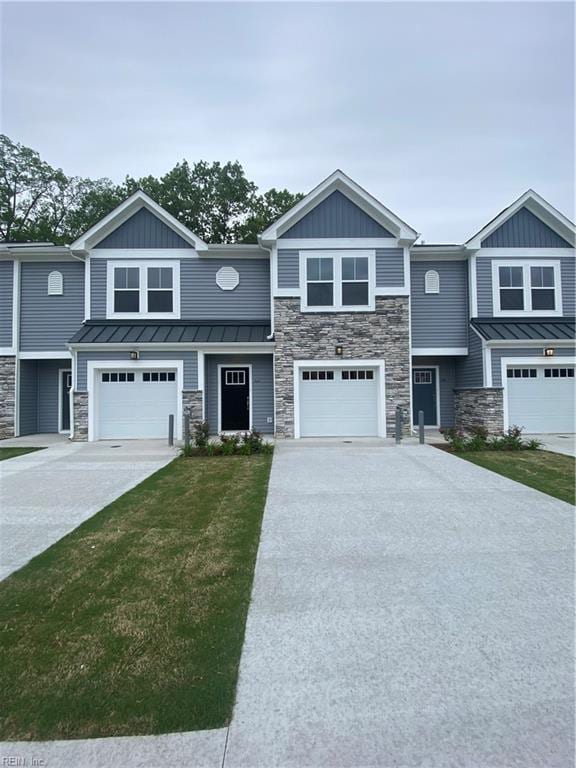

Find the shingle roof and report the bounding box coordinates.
[471,317,575,342]
[69,320,272,345]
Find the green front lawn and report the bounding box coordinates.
[0,453,273,740]
[0,446,45,461]
[452,449,575,506]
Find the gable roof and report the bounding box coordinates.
[259,170,418,243]
[465,190,575,249]
[70,190,208,251]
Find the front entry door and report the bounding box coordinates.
[220,367,250,431]
[412,368,437,426]
[61,370,72,431]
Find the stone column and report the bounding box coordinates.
[72,391,89,441]
[182,390,203,440]
[454,387,504,434]
[0,356,16,439]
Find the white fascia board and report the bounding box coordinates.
[19,351,72,359]
[465,190,575,249]
[0,347,15,355]
[374,288,410,296]
[484,339,576,348]
[410,251,468,261]
[261,170,418,242]
[411,347,468,356]
[277,238,399,249]
[71,190,208,251]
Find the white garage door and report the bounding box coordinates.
[507,365,575,433]
[98,369,178,439]
[299,367,380,437]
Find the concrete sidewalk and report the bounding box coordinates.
[0,438,176,580]
[225,441,574,767]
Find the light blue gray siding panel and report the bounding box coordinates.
[0,261,13,347]
[491,346,575,387]
[19,360,38,435]
[94,208,193,249]
[20,262,85,351]
[181,259,270,319]
[476,254,575,316]
[410,261,468,347]
[482,208,572,248]
[412,356,456,427]
[90,258,270,320]
[90,259,107,319]
[455,328,484,388]
[281,191,393,238]
[376,249,404,287]
[277,250,300,289]
[204,354,274,434]
[76,350,198,391]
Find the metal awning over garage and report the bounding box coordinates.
[69,320,272,345]
[471,317,575,342]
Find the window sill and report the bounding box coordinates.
[493,309,563,318]
[300,305,376,314]
[106,312,181,320]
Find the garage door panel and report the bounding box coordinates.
[299,368,379,437]
[507,365,575,433]
[98,370,177,439]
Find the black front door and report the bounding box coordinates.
[412,368,437,426]
[220,367,250,431]
[61,370,72,431]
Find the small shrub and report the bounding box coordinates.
[498,425,525,451]
[525,438,542,451]
[440,427,468,452]
[241,430,265,454]
[192,420,210,449]
[442,423,537,453]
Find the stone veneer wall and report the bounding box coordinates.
[0,356,16,439]
[273,297,411,438]
[72,391,89,441]
[182,390,203,439]
[454,387,504,434]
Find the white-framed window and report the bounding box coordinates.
[106,261,180,319]
[302,370,335,381]
[101,372,135,383]
[47,270,64,295]
[143,371,176,382]
[301,250,375,312]
[341,369,374,380]
[225,370,246,385]
[492,260,562,317]
[424,270,440,294]
[506,368,537,379]
[414,370,433,384]
[544,367,574,379]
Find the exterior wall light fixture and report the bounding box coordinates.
[544,347,555,357]
[335,345,343,356]
[130,350,140,360]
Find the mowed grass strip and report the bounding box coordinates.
[454,449,575,506]
[0,447,45,461]
[0,454,273,740]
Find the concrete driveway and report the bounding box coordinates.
[226,441,574,767]
[0,438,176,580]
[529,433,576,457]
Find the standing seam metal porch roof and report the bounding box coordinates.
[471,317,575,342]
[69,320,272,345]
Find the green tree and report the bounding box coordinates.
[235,187,305,242]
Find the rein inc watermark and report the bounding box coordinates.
[2,757,46,766]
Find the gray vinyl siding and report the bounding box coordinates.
[0,261,13,347]
[280,191,393,239]
[410,261,468,347]
[90,258,270,320]
[376,249,404,287]
[76,350,198,391]
[20,261,85,351]
[204,354,274,434]
[455,328,484,388]
[412,356,456,427]
[476,254,575,317]
[19,359,70,434]
[481,208,572,248]
[181,259,270,319]
[94,208,193,249]
[277,250,300,289]
[491,346,575,387]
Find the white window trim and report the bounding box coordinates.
[106,260,180,319]
[87,359,183,441]
[293,359,386,438]
[58,368,72,434]
[500,356,576,430]
[217,364,252,433]
[299,250,375,313]
[491,260,562,317]
[412,365,441,428]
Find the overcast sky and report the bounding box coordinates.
[1,1,574,242]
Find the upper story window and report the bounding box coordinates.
[492,260,562,317]
[424,269,440,294]
[302,251,374,312]
[107,261,180,318]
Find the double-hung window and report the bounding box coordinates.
[302,251,374,311]
[107,261,180,318]
[493,261,561,317]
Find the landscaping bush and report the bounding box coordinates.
[440,424,541,452]
[181,424,273,458]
